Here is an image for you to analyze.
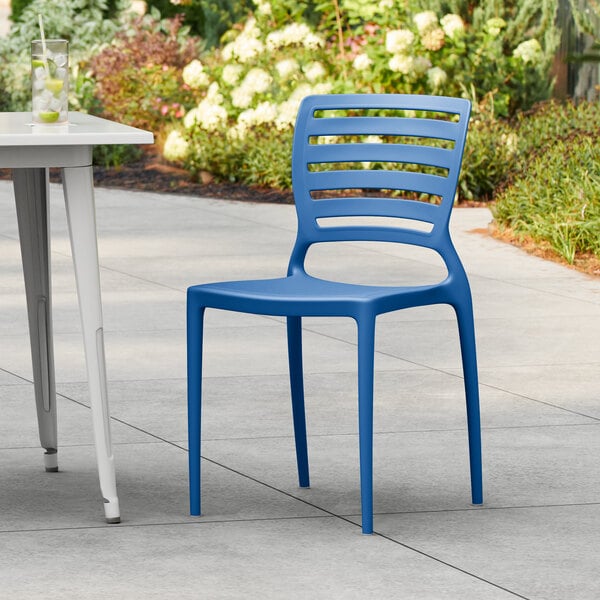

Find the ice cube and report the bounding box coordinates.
[59,111,67,121]
[40,89,53,102]
[37,96,50,110]
[34,66,46,79]
[53,54,67,67]
[33,79,46,91]
[49,97,62,111]
[33,97,45,110]
[55,67,66,80]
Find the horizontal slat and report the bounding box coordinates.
[305,116,460,141]
[304,225,435,246]
[305,143,454,169]
[311,197,441,223]
[304,93,469,117]
[305,170,450,197]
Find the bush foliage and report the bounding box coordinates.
[492,101,600,264]
[89,13,199,130]
[162,0,561,191]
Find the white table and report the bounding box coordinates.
[0,112,153,523]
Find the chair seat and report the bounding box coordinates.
[188,272,446,318]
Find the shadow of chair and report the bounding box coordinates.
[187,93,482,534]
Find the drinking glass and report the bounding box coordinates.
[31,39,69,124]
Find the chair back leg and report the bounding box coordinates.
[287,316,310,488]
[187,302,205,516]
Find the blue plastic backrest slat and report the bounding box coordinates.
[306,116,459,141]
[291,94,471,252]
[303,225,434,247]
[311,197,440,224]
[306,170,448,197]
[305,143,454,169]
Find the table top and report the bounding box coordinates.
[0,112,154,147]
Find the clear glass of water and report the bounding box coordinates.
[31,39,69,124]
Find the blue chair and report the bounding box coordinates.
[187,94,482,534]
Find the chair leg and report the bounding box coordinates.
[187,299,205,516]
[286,316,310,488]
[357,316,376,534]
[454,301,483,505]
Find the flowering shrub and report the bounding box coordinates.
[164,0,561,193]
[89,13,199,131]
[166,7,332,187]
[324,0,559,117]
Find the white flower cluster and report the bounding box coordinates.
[385,29,414,54]
[440,14,465,38]
[413,11,439,35]
[184,83,228,131]
[254,0,271,15]
[303,61,326,82]
[163,130,189,162]
[231,67,273,108]
[389,54,430,75]
[426,66,447,89]
[353,53,372,71]
[222,64,243,86]
[266,23,324,51]
[275,58,300,79]
[413,11,446,51]
[182,59,209,89]
[222,18,265,63]
[513,39,543,64]
[228,80,333,140]
[238,101,278,129]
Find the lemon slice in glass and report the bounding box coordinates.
[45,78,63,94]
[31,59,46,69]
[39,111,60,123]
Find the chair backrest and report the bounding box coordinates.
[290,94,471,267]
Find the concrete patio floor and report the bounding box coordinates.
[1,179,599,599]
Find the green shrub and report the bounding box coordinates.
[459,116,516,201]
[185,124,293,189]
[459,99,600,201]
[10,0,32,22]
[0,0,124,111]
[93,143,143,168]
[145,0,252,47]
[493,101,600,263]
[89,13,199,131]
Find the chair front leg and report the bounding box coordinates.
[453,299,483,505]
[357,315,376,534]
[187,299,205,516]
[286,316,309,488]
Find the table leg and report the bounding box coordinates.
[12,168,58,473]
[62,165,120,524]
